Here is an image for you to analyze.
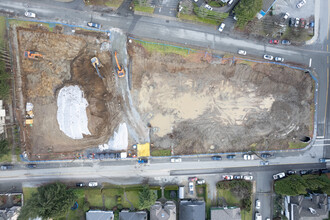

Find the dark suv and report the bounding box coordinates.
[261,153,272,158]
[212,156,222,161]
[226,155,236,159]
[1,165,13,170]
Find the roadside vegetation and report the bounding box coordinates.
[234,0,262,29]
[178,2,228,26]
[275,174,330,196]
[151,149,171,156]
[133,0,155,14]
[84,0,124,8]
[216,180,252,219]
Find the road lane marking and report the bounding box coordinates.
[328,56,329,64]
[324,68,329,137]
[309,58,312,67]
[328,45,329,52]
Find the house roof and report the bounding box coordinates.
[119,211,148,220]
[179,200,205,220]
[210,207,241,220]
[289,194,329,220]
[150,201,176,220]
[261,0,277,12]
[86,210,114,220]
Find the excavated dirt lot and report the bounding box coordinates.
[14,27,123,159]
[129,42,314,154]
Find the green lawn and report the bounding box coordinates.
[241,209,252,220]
[0,16,6,48]
[136,39,192,56]
[0,151,12,162]
[124,190,140,208]
[9,20,54,32]
[151,149,171,156]
[288,142,308,149]
[217,189,240,206]
[22,187,37,203]
[105,0,124,8]
[178,13,220,26]
[84,189,103,208]
[134,5,155,13]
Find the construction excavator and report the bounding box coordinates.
[114,51,125,78]
[91,57,103,79]
[24,51,43,60]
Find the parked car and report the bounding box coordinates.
[260,161,269,166]
[275,57,284,62]
[196,179,206,185]
[227,0,234,5]
[76,182,85,187]
[0,165,13,170]
[295,18,300,27]
[309,21,315,28]
[238,50,247,55]
[27,164,37,168]
[263,55,274,61]
[269,39,279,44]
[273,172,286,180]
[218,23,225,32]
[226,155,236,159]
[300,19,306,28]
[188,176,198,181]
[233,175,242,179]
[244,175,253,180]
[204,4,213,10]
[87,22,101,29]
[212,156,222,160]
[171,157,182,163]
[189,182,194,194]
[283,12,290,20]
[287,170,296,175]
[296,0,306,8]
[289,18,295,27]
[255,199,261,209]
[260,153,272,158]
[281,40,291,45]
[24,11,36,18]
[223,175,233,180]
[255,212,262,220]
[88,182,98,187]
[138,158,148,164]
[243,154,254,160]
[300,170,311,175]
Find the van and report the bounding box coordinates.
[171,157,182,163]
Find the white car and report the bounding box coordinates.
[24,11,36,18]
[244,175,253,180]
[263,54,273,60]
[255,199,261,209]
[88,182,98,187]
[218,23,225,32]
[204,4,213,10]
[189,182,194,194]
[275,57,284,62]
[296,0,306,8]
[273,172,286,180]
[171,157,182,163]
[283,12,290,19]
[196,179,205,185]
[238,50,247,55]
[243,154,254,160]
[255,212,262,220]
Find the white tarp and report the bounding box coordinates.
[57,85,91,139]
[103,123,128,151]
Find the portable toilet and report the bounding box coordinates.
[178,186,184,199]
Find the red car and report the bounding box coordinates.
[300,19,306,28]
[188,177,198,181]
[269,39,279,44]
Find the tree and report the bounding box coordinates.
[234,0,262,29]
[275,175,307,196]
[138,185,157,210]
[18,182,76,220]
[0,139,8,157]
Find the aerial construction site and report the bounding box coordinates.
[9,23,314,160]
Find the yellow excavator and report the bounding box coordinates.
[91,57,103,79]
[114,51,125,78]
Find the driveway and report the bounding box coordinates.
[153,0,179,17]
[274,0,315,18]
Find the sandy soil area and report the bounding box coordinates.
[129,42,314,154]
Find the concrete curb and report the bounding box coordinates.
[306,0,319,45]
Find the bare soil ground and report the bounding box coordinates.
[14,27,123,159]
[128,42,314,154]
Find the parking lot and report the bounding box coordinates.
[274,0,314,18]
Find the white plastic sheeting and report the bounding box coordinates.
[57,85,91,139]
[105,123,128,151]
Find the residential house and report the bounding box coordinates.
[257,0,279,18]
[86,210,114,220]
[119,210,148,220]
[150,201,176,220]
[210,206,241,220]
[179,200,205,220]
[285,194,328,220]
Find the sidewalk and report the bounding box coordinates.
[306,0,320,45]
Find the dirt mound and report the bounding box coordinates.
[129,42,313,154]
